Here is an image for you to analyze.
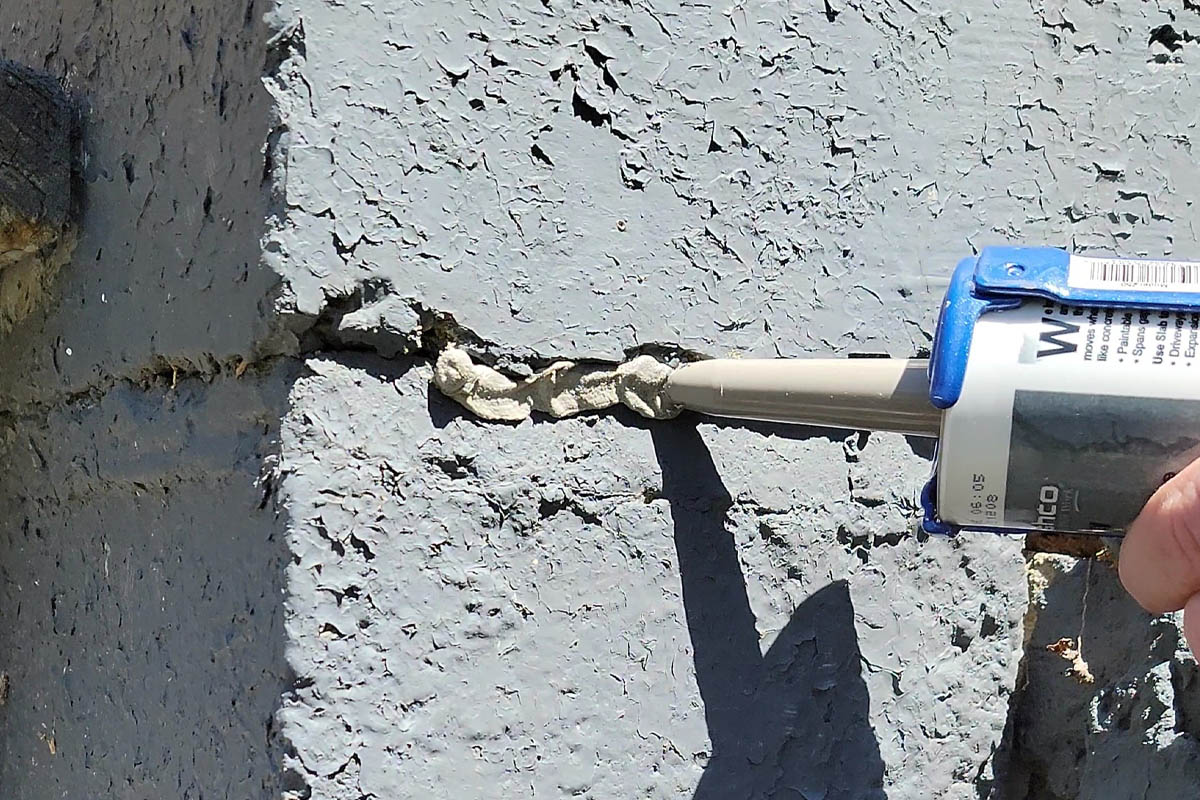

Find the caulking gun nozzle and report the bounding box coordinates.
[665,358,942,437]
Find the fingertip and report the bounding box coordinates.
[1184,593,1200,661]
[1120,516,1182,614]
[1120,460,1200,615]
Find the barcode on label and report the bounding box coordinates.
[1068,255,1200,292]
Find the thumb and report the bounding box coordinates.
[1120,457,1200,615]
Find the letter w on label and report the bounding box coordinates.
[1037,317,1079,358]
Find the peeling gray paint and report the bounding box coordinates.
[266,0,1200,796]
[280,358,1026,798]
[267,0,1200,366]
[3,0,1200,797]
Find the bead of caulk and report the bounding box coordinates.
[432,346,682,421]
[434,348,945,437]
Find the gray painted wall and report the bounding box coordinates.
[267,0,1200,795]
[279,360,1025,797]
[0,372,293,798]
[1,0,1200,798]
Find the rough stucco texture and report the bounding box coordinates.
[268,0,1200,364]
[280,358,1025,798]
[4,0,1200,797]
[266,0,1200,797]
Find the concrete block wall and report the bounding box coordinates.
[1,0,1199,797]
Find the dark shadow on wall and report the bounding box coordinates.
[683,414,937,462]
[0,373,296,800]
[651,421,887,800]
[990,556,1200,800]
[0,2,298,796]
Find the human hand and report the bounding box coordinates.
[1119,458,1200,656]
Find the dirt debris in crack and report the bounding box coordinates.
[294,279,492,362]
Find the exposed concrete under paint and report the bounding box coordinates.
[1000,554,1200,797]
[0,0,1200,798]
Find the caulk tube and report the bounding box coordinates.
[938,300,1200,533]
[665,358,942,437]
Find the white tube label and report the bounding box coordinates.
[939,301,1200,532]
